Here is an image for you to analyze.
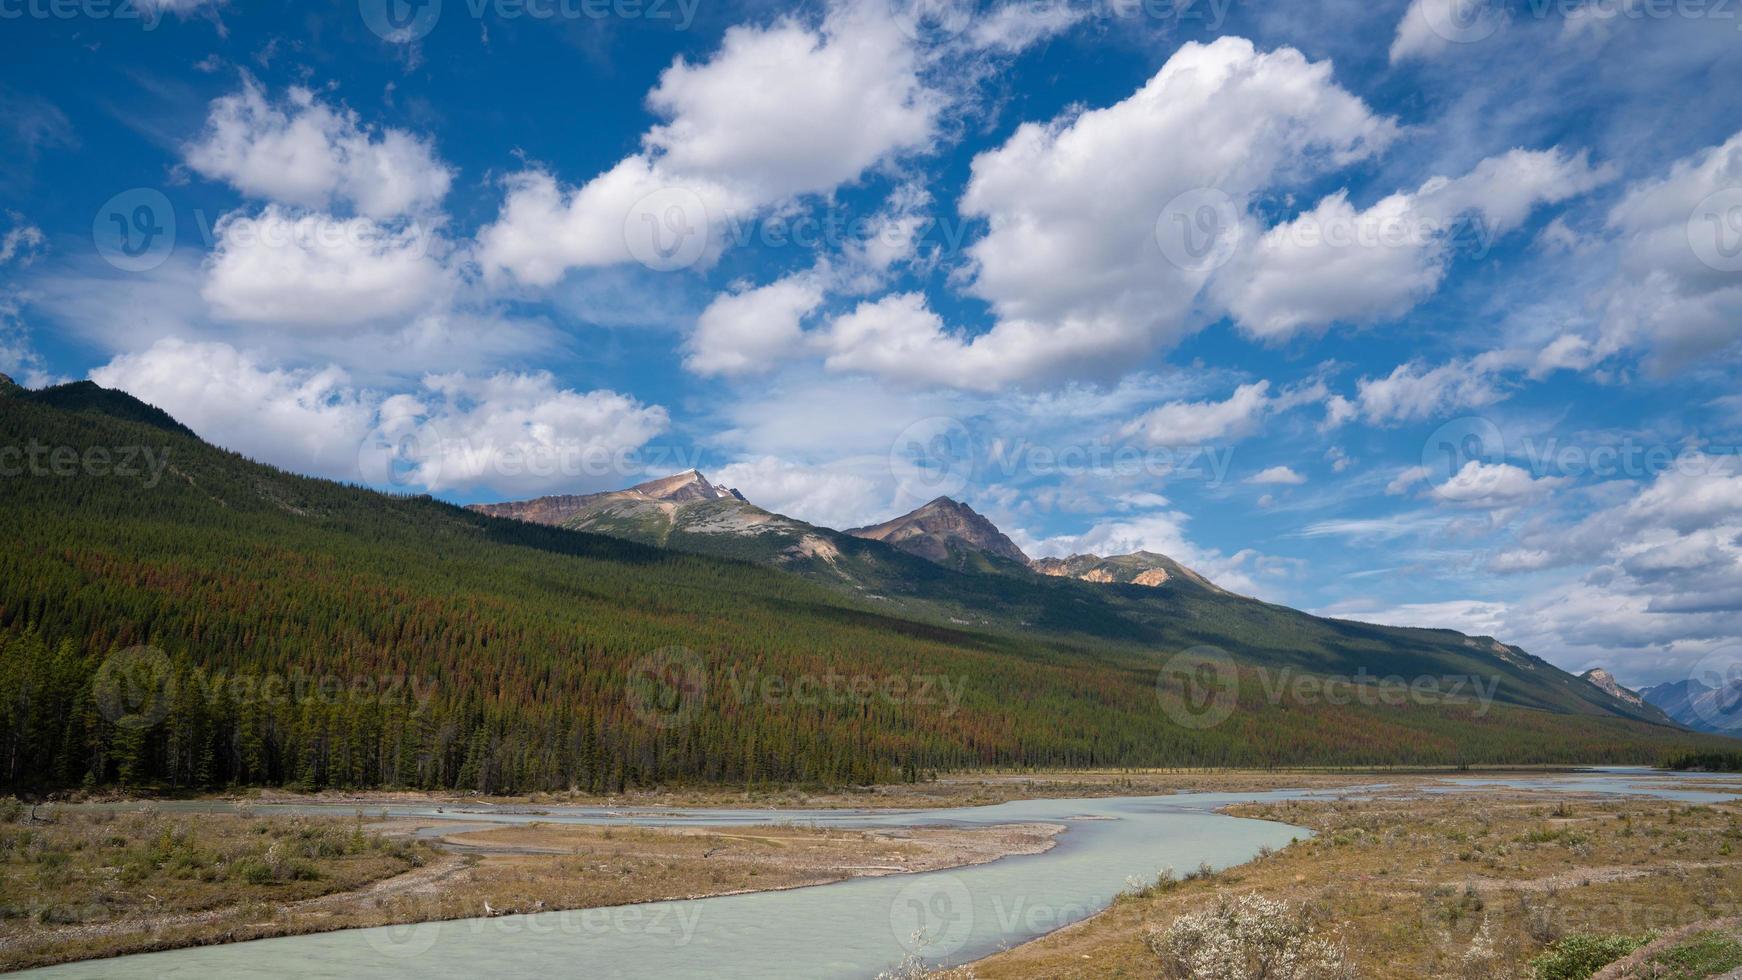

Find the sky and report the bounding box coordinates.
[1,0,1739,688]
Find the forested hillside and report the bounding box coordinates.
[0,386,1726,794]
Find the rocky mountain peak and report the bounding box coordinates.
[847,497,1030,565]
[1582,667,1645,708]
[628,470,742,503]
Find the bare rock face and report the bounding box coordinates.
[469,470,740,525]
[846,497,1030,565]
[1581,667,1645,708]
[1029,551,1221,592]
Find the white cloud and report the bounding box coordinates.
[1599,129,1742,370]
[1429,460,1564,508]
[201,206,451,328]
[1249,465,1306,485]
[965,1,1087,52]
[1389,0,1508,63]
[826,37,1393,389]
[1217,148,1609,339]
[712,455,885,530]
[90,338,376,479]
[685,273,825,377]
[1354,352,1519,425]
[88,338,668,495]
[184,79,451,219]
[0,216,45,266]
[476,6,938,286]
[818,292,983,387]
[642,9,938,203]
[1118,381,1274,446]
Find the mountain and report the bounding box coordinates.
[479,474,1684,726]
[1642,678,1742,735]
[1582,668,1645,708]
[2,378,195,438]
[1031,551,1223,592]
[847,497,1030,568]
[1,383,1728,795]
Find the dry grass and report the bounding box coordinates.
[0,800,1059,972]
[969,791,1742,979]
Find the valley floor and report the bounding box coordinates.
[966,787,1742,979]
[0,802,1059,971]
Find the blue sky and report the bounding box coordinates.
[2,0,1740,687]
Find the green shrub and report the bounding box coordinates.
[1529,932,1655,980]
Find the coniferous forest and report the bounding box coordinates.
[0,386,1728,795]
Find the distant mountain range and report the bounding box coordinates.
[1,378,1727,794]
[1640,676,1742,736]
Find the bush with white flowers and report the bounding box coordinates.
[1146,893,1349,980]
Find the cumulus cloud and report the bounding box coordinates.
[1118,381,1275,446]
[712,455,886,530]
[813,37,1394,390]
[200,206,451,328]
[1249,465,1306,485]
[1353,352,1520,425]
[184,79,451,219]
[1599,129,1742,370]
[685,273,826,377]
[1217,148,1610,339]
[476,6,938,286]
[1429,460,1564,508]
[88,338,668,494]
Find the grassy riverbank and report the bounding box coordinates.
[0,799,1058,971]
[967,789,1742,978]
